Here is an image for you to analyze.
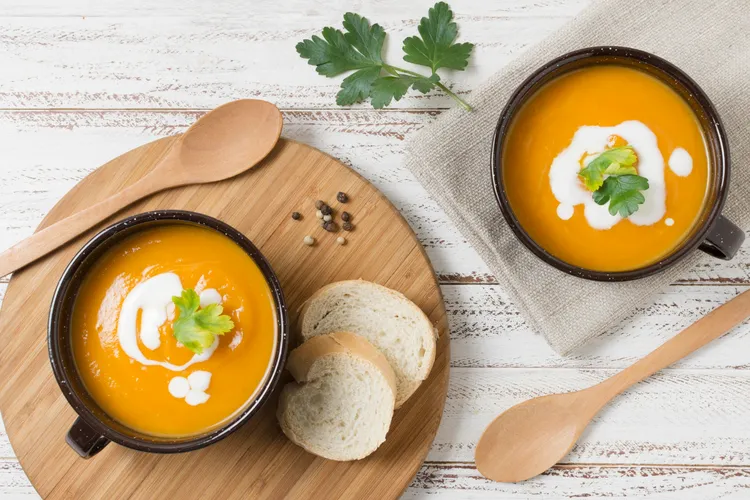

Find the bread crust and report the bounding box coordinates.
[277,331,397,461]
[286,331,397,397]
[298,280,436,407]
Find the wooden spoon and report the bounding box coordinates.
[0,99,283,278]
[475,287,750,483]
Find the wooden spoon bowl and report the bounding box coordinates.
[0,99,283,278]
[171,99,283,184]
[475,391,598,482]
[475,288,750,483]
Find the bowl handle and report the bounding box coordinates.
[699,215,745,260]
[66,417,109,458]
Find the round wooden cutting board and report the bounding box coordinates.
[0,137,449,499]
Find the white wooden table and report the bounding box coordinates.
[2,0,750,498]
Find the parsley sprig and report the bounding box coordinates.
[296,2,474,110]
[171,289,234,355]
[578,145,650,218]
[593,174,650,218]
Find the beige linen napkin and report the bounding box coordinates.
[404,0,750,354]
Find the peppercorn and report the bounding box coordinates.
[337,192,348,203]
[315,210,323,219]
[323,214,332,222]
[342,221,354,231]
[320,204,332,216]
[341,211,351,222]
[303,235,315,246]
[291,212,301,220]
[323,221,338,232]
[315,200,325,210]
[337,236,346,245]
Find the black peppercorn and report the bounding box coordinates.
[323,221,338,232]
[341,211,351,222]
[315,200,325,210]
[342,221,354,231]
[320,204,332,216]
[337,192,348,203]
[291,212,301,220]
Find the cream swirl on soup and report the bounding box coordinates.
[549,120,693,230]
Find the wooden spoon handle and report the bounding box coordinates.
[593,288,750,399]
[0,175,161,278]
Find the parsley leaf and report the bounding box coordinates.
[171,289,234,355]
[369,74,439,108]
[402,2,474,73]
[296,3,473,110]
[342,12,385,63]
[411,73,441,93]
[295,23,381,77]
[370,76,412,108]
[337,67,382,106]
[578,146,639,191]
[592,174,650,218]
[577,145,649,218]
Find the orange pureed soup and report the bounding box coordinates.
[71,224,276,437]
[503,64,710,272]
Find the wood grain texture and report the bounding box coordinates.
[3,0,750,497]
[0,99,284,277]
[431,368,750,465]
[474,290,750,482]
[3,109,750,497]
[1,0,588,17]
[1,109,749,285]
[0,138,449,499]
[8,460,750,500]
[404,463,750,499]
[0,287,749,467]
[0,0,590,109]
[444,284,750,369]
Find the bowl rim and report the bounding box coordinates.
[490,45,731,281]
[48,210,289,453]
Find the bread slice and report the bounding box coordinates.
[299,280,436,408]
[277,332,397,461]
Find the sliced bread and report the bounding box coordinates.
[277,331,397,461]
[298,280,436,408]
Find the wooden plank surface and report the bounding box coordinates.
[0,138,449,500]
[2,109,750,285]
[3,0,750,498]
[404,463,750,499]
[0,0,589,109]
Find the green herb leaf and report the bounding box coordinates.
[369,74,438,108]
[342,12,385,63]
[578,146,639,191]
[603,162,637,176]
[414,73,441,93]
[171,289,234,355]
[295,3,473,110]
[297,13,385,104]
[592,174,650,218]
[336,67,382,105]
[402,2,474,73]
[297,13,388,106]
[370,76,412,108]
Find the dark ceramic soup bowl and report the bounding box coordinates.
[48,210,289,458]
[492,46,744,281]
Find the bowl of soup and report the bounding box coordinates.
[48,210,288,457]
[492,46,744,280]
